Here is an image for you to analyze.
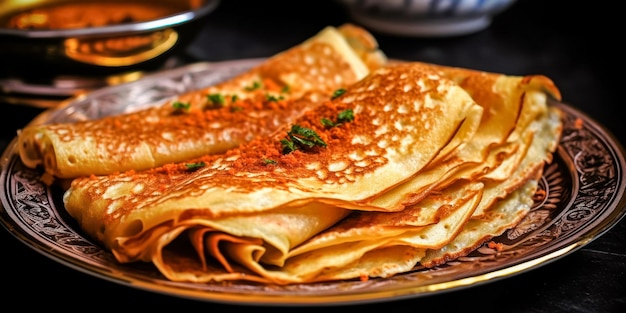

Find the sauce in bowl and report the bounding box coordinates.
[6,1,188,30]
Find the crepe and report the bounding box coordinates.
[17,23,387,180]
[264,89,562,282]
[278,104,563,282]
[368,62,562,211]
[63,62,486,284]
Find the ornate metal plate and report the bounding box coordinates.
[1,59,625,306]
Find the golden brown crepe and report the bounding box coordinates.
[63,62,487,284]
[17,24,387,180]
[280,103,563,282]
[368,62,562,212]
[265,79,563,282]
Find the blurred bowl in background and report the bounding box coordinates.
[335,0,517,37]
[0,0,220,75]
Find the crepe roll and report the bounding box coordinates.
[18,24,387,180]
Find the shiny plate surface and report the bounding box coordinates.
[1,59,625,306]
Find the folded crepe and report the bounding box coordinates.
[63,62,487,284]
[283,103,563,282]
[229,64,564,283]
[17,23,387,180]
[368,61,561,212]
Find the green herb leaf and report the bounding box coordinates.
[263,158,277,165]
[322,109,354,128]
[291,125,326,147]
[337,109,354,123]
[172,101,191,111]
[185,162,205,170]
[266,94,284,102]
[206,94,225,108]
[280,124,327,154]
[280,138,297,154]
[321,117,336,127]
[331,88,346,99]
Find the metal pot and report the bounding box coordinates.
[0,0,220,76]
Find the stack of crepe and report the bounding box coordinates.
[18,25,564,285]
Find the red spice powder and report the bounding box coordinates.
[148,98,353,175]
[574,117,584,130]
[487,241,504,251]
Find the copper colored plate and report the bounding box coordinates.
[1,59,625,306]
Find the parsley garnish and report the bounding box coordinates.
[331,88,346,99]
[322,109,354,127]
[281,85,290,93]
[206,93,225,108]
[337,109,354,123]
[263,158,277,165]
[172,101,191,111]
[321,118,335,127]
[266,94,284,102]
[185,162,205,170]
[280,124,327,154]
[280,139,298,154]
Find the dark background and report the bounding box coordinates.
[1,1,624,312]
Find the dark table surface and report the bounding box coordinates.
[1,0,624,312]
